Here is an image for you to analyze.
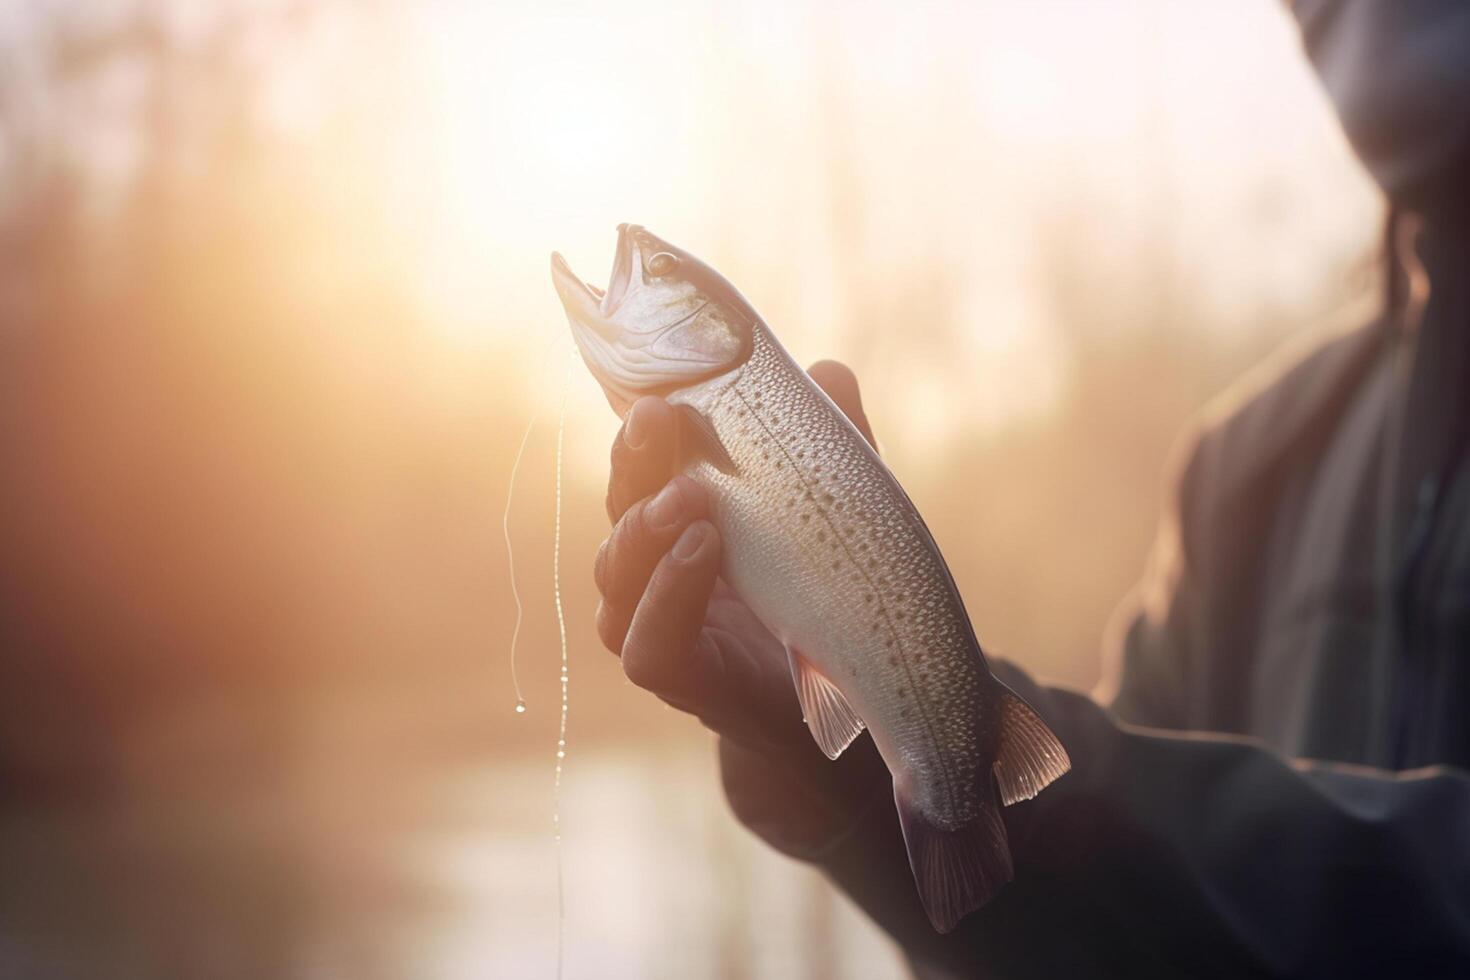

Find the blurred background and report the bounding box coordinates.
[0,1,1383,977]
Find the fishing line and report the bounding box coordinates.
[503,332,567,715]
[551,351,573,980]
[504,415,536,715]
[500,339,575,975]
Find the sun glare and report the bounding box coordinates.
[449,22,645,189]
[353,0,1375,436]
[390,3,700,347]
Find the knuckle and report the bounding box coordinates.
[621,641,660,689]
[595,600,627,655]
[606,438,633,521]
[610,425,630,470]
[814,358,856,384]
[602,501,653,598]
[592,537,611,595]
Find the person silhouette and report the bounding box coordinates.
[591,3,1470,975]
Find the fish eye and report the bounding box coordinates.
[647,252,678,277]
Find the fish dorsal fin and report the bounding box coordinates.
[787,648,865,760]
[992,688,1071,806]
[674,404,738,476]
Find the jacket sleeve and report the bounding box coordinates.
[814,666,1470,979]
[811,430,1470,978]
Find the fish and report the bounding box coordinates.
[551,224,1070,933]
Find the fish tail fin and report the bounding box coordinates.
[992,684,1071,806]
[894,778,1013,934]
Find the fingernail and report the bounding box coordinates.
[672,522,708,561]
[645,481,684,530]
[625,402,653,449]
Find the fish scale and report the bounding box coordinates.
[673,326,990,827]
[552,224,1069,933]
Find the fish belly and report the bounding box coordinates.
[676,336,990,827]
[671,328,1070,933]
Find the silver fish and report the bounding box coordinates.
[552,225,1069,932]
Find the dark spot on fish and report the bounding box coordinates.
[816,530,826,542]
[858,542,868,552]
[835,501,845,512]
[822,493,834,504]
[895,612,906,621]
[801,514,810,523]
[832,560,841,571]
[796,450,805,459]
[900,708,911,719]
[887,656,898,667]
[864,594,873,603]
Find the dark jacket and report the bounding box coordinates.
[819,262,1470,978]
[816,6,1470,974]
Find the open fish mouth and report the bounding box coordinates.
[550,223,644,330]
[551,224,708,340]
[549,250,611,338]
[602,222,639,313]
[551,223,755,413]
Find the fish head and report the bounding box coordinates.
[551,224,756,415]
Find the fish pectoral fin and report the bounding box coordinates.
[787,648,865,760]
[673,404,739,476]
[992,686,1071,806]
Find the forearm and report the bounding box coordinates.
[811,661,1470,978]
[810,668,1178,978]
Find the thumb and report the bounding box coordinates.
[807,360,875,449]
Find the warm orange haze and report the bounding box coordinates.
[0,1,1385,977]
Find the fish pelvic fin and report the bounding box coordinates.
[787,648,865,760]
[895,778,1013,934]
[992,687,1071,806]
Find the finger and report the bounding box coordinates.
[621,520,722,698]
[606,397,678,523]
[622,527,805,748]
[807,360,875,448]
[592,477,708,653]
[595,476,709,606]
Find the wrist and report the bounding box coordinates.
[718,731,890,860]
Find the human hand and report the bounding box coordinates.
[594,361,891,857]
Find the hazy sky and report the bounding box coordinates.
[2,0,1383,443]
